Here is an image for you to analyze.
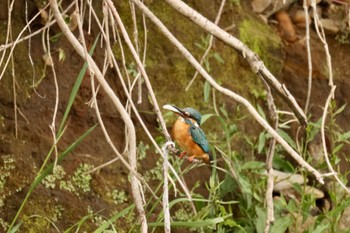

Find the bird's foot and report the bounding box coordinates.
[178,151,187,159]
[188,154,210,164]
[187,155,196,163]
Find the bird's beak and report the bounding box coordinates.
[163,104,185,117]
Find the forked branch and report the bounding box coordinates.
[131,0,324,184]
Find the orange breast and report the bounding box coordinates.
[172,117,205,156]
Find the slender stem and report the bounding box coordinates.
[131,0,324,184]
[303,0,313,113]
[49,0,147,231]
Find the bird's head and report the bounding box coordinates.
[163,104,202,125]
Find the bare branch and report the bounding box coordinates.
[131,0,324,184]
[261,76,277,232]
[303,0,313,113]
[321,86,350,194]
[185,0,226,91]
[49,0,148,231]
[164,0,307,126]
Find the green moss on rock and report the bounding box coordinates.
[239,17,283,75]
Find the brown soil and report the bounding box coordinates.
[1,0,350,232]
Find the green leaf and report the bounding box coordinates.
[239,176,253,196]
[241,161,265,170]
[194,42,204,50]
[58,48,65,62]
[64,215,92,233]
[307,118,322,142]
[148,216,227,228]
[273,156,295,173]
[328,197,350,217]
[257,104,266,120]
[57,34,100,136]
[229,123,238,136]
[258,132,266,153]
[50,32,63,43]
[216,116,230,144]
[334,103,346,116]
[255,207,266,233]
[220,175,236,197]
[93,205,135,233]
[270,215,293,233]
[311,222,329,233]
[201,114,215,125]
[204,81,211,103]
[223,218,238,227]
[213,52,225,64]
[33,125,97,188]
[338,131,350,142]
[8,125,97,232]
[8,222,22,233]
[332,143,344,154]
[220,106,228,119]
[277,129,297,150]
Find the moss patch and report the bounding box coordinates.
[239,17,283,75]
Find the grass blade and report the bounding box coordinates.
[7,125,97,233]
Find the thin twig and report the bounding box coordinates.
[107,0,197,214]
[0,3,75,53]
[105,0,172,142]
[162,142,174,233]
[185,0,226,91]
[303,0,313,113]
[80,3,187,208]
[164,0,308,126]
[131,0,325,184]
[45,14,60,169]
[320,86,350,194]
[310,1,333,87]
[129,1,143,104]
[88,72,157,199]
[261,76,278,233]
[49,1,148,231]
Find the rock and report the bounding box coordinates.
[305,0,322,7]
[275,10,298,42]
[291,9,312,28]
[319,18,341,34]
[304,186,324,199]
[265,0,295,17]
[289,213,316,232]
[340,203,350,230]
[279,186,324,200]
[252,0,272,13]
[309,142,324,165]
[271,170,306,191]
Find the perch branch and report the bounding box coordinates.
[107,0,198,214]
[162,142,174,233]
[164,0,307,126]
[131,0,325,184]
[84,1,193,209]
[261,76,278,232]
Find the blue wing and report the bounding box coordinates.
[189,124,210,153]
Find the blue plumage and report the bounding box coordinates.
[163,104,211,163]
[182,108,202,125]
[189,123,210,153]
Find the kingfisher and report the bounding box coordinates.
[163,104,211,164]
